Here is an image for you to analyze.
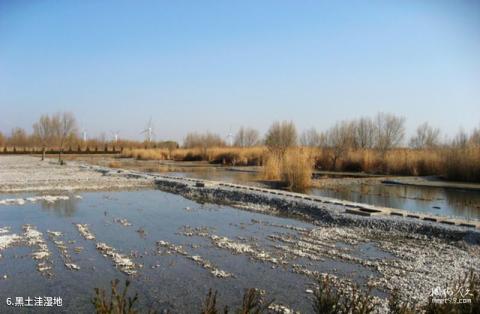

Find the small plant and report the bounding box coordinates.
[311,275,342,314]
[388,288,416,314]
[108,161,122,168]
[201,289,221,314]
[93,271,479,314]
[311,276,375,314]
[238,288,273,314]
[201,288,273,314]
[386,270,480,314]
[423,269,480,314]
[92,279,140,314]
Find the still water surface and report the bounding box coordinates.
[0,189,386,313]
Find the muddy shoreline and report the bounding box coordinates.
[149,176,480,243]
[0,156,153,193]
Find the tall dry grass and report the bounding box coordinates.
[120,145,480,183]
[121,148,170,160]
[444,146,480,182]
[121,147,266,165]
[261,149,313,192]
[261,153,281,180]
[203,147,266,165]
[281,149,314,191]
[314,148,444,176]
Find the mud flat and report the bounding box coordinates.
[0,155,153,193]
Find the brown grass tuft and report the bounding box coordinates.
[121,148,169,160]
[444,146,480,182]
[262,153,282,180]
[261,148,314,192]
[281,149,314,192]
[108,161,122,168]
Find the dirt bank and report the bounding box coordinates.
[0,155,153,193]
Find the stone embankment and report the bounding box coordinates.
[89,165,480,244]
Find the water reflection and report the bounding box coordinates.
[40,196,80,217]
[170,169,480,220]
[310,183,480,220]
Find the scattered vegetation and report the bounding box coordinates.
[311,270,480,314]
[121,147,266,166]
[311,275,375,314]
[92,279,142,314]
[201,288,272,314]
[108,161,122,168]
[387,288,416,314]
[94,270,479,314]
[387,269,480,314]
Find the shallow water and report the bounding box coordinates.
[0,189,388,313]
[309,183,480,220]
[169,169,480,221]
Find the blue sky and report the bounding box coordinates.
[0,0,479,142]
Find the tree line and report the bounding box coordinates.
[1,112,479,157]
[182,112,479,152]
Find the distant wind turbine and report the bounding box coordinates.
[81,129,87,142]
[110,130,120,143]
[140,118,155,143]
[226,126,234,146]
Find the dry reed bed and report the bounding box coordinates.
[120,146,480,184]
[121,147,267,165]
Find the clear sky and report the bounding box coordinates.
[1,0,479,142]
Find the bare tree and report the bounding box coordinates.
[352,117,375,149]
[33,114,55,160]
[183,133,198,148]
[8,127,29,147]
[183,132,226,149]
[98,132,107,146]
[325,121,354,169]
[0,131,5,147]
[299,128,323,147]
[264,121,297,154]
[374,113,405,156]
[452,129,468,149]
[234,127,260,147]
[52,112,78,163]
[409,122,441,149]
[470,125,480,147]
